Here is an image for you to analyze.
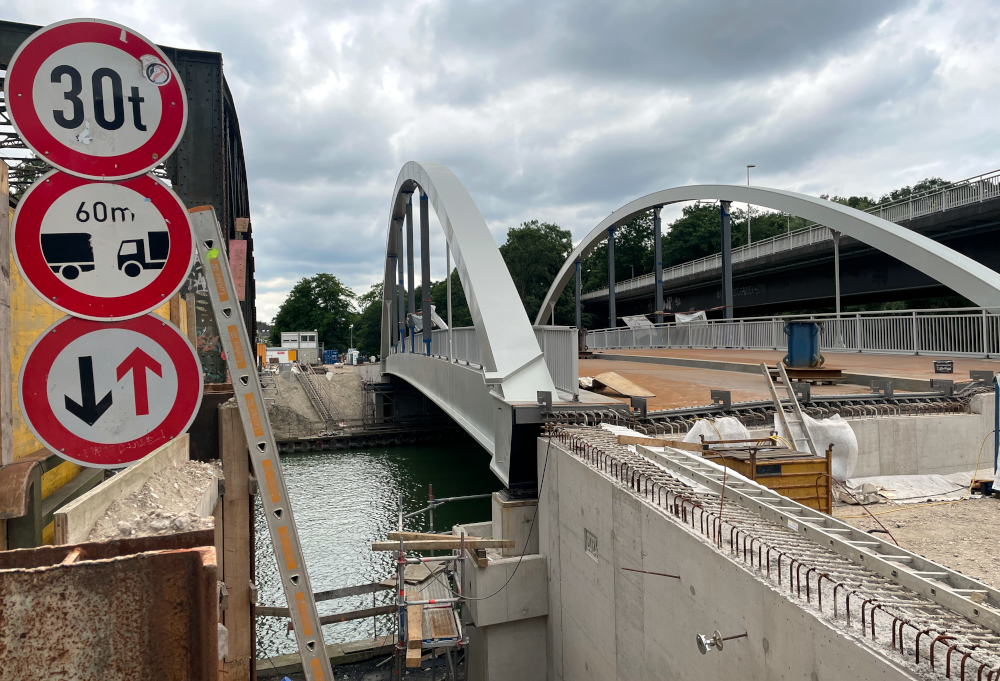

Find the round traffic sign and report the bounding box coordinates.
[13,170,195,321]
[4,18,187,180]
[19,315,203,468]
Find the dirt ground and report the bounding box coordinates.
[834,496,1000,587]
[580,358,866,411]
[266,364,367,439]
[90,460,220,541]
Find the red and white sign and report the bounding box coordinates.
[12,170,194,320]
[19,315,203,468]
[4,18,187,180]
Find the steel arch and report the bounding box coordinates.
[535,184,1000,325]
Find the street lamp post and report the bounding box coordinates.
[350,323,354,349]
[746,164,755,245]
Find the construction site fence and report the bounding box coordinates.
[587,307,1000,358]
[402,325,579,396]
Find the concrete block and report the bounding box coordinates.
[542,438,921,681]
[476,616,547,681]
[492,491,539,557]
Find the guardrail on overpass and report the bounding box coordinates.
[583,167,1000,301]
[402,325,579,396]
[587,307,1000,358]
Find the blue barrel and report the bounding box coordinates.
[783,321,823,368]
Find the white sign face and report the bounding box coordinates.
[5,19,187,180]
[49,326,179,444]
[12,171,195,320]
[19,315,203,468]
[34,42,166,159]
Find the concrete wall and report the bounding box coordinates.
[747,394,995,479]
[537,437,919,681]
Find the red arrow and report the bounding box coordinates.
[116,348,162,416]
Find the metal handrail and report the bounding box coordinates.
[582,167,1000,300]
[586,306,1000,358]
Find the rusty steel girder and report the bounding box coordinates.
[0,533,218,681]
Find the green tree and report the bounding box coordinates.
[499,220,577,324]
[353,282,383,357]
[430,270,474,328]
[581,213,654,293]
[269,274,356,353]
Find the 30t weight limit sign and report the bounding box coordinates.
[19,315,203,468]
[5,18,187,180]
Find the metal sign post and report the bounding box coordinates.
[188,206,333,681]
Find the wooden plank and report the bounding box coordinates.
[229,241,247,301]
[406,647,422,668]
[185,293,198,346]
[53,434,189,545]
[617,435,703,452]
[314,582,391,602]
[465,547,487,568]
[371,539,513,551]
[387,531,458,541]
[427,608,457,640]
[592,372,655,398]
[406,588,422,650]
[269,604,397,625]
[220,400,252,681]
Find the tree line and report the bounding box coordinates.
[269,177,951,356]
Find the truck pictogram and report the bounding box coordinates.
[41,232,96,281]
[118,231,169,278]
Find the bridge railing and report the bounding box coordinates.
[396,325,579,396]
[586,307,1000,358]
[582,167,1000,301]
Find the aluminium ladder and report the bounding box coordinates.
[188,207,334,681]
[758,362,819,457]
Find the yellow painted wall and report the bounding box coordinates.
[9,207,84,505]
[10,236,64,462]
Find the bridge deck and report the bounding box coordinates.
[581,348,1000,411]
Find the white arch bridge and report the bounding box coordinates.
[380,163,1000,487]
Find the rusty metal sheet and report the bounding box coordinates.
[228,240,247,301]
[0,461,39,519]
[0,528,214,570]
[0,545,218,681]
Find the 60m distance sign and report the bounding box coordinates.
[13,171,195,320]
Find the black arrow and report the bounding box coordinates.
[64,356,113,426]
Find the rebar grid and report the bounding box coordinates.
[549,424,1000,680]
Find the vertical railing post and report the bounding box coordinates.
[856,313,862,353]
[446,243,453,363]
[397,218,406,352]
[405,191,416,353]
[983,308,989,358]
[607,227,616,333]
[654,206,664,324]
[420,191,432,355]
[720,201,734,320]
[575,259,582,331]
[912,311,918,355]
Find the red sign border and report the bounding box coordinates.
[4,18,188,181]
[19,314,204,468]
[13,170,195,321]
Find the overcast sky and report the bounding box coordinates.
[5,0,1000,321]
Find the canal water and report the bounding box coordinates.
[254,440,502,659]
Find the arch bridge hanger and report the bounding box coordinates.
[535,184,1000,325]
